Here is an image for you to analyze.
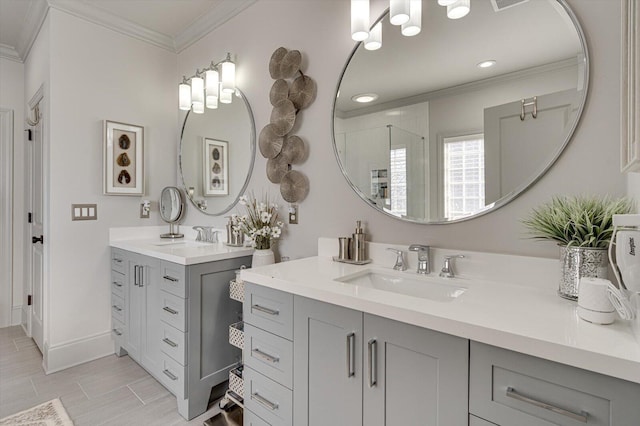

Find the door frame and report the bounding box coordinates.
[0,108,13,328]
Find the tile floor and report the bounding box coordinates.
[0,326,225,425]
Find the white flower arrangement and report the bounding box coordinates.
[233,192,284,250]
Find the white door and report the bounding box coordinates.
[27,102,44,352]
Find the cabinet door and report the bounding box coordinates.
[140,256,162,376]
[293,296,363,426]
[363,313,469,426]
[127,257,143,361]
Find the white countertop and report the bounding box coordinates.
[109,226,253,265]
[242,254,640,384]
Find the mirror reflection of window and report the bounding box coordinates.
[443,134,485,219]
[390,147,407,217]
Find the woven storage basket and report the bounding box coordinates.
[229,321,244,349]
[229,366,244,398]
[229,279,245,303]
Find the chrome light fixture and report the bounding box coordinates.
[178,53,236,114]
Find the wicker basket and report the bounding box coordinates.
[229,366,244,399]
[229,321,244,349]
[229,279,245,303]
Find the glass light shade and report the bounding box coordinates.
[192,101,204,114]
[220,89,232,104]
[401,0,421,36]
[447,0,470,19]
[364,22,382,50]
[437,0,457,5]
[351,0,370,41]
[205,69,218,93]
[178,83,191,110]
[220,60,235,94]
[390,0,410,25]
[206,94,218,109]
[191,76,204,105]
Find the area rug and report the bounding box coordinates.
[0,398,74,425]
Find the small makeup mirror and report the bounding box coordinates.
[159,186,185,238]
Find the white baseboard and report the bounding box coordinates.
[44,331,114,374]
[11,306,22,326]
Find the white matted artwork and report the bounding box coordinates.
[103,120,144,195]
[203,138,229,196]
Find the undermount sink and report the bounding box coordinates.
[335,269,466,302]
[152,240,211,247]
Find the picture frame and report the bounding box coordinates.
[103,120,144,195]
[203,138,229,196]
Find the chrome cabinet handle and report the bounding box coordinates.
[162,338,178,348]
[112,328,122,336]
[347,332,355,378]
[163,369,178,381]
[113,258,123,264]
[112,305,122,312]
[163,275,178,282]
[368,339,377,387]
[134,265,139,286]
[253,348,279,363]
[252,392,279,411]
[252,304,279,316]
[139,266,144,287]
[112,281,122,287]
[163,306,178,315]
[506,387,588,423]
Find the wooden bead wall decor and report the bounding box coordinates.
[259,46,316,204]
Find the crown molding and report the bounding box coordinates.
[174,0,257,53]
[11,0,49,63]
[0,43,22,63]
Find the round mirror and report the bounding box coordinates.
[160,186,185,223]
[333,0,588,224]
[179,89,256,215]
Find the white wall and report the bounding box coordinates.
[177,0,626,260]
[0,57,25,326]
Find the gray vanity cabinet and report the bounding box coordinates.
[293,296,469,426]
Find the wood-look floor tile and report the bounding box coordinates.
[77,359,149,399]
[0,326,27,339]
[127,376,170,404]
[100,394,185,426]
[13,336,36,350]
[66,386,144,425]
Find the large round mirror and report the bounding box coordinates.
[333,0,588,224]
[180,89,256,215]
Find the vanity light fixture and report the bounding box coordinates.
[437,0,457,5]
[178,53,236,113]
[352,93,379,103]
[390,0,410,25]
[477,59,496,68]
[401,0,422,36]
[351,0,370,41]
[365,22,382,50]
[447,0,471,19]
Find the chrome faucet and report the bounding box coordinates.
[408,244,430,274]
[440,255,464,278]
[193,226,219,243]
[386,248,407,271]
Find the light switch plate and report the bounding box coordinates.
[140,202,150,219]
[288,204,298,224]
[71,204,97,221]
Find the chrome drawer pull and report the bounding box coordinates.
[251,392,279,411]
[163,369,178,381]
[112,305,122,312]
[112,282,122,287]
[112,328,122,336]
[252,304,279,316]
[113,258,123,264]
[162,338,178,348]
[163,306,178,315]
[253,348,279,363]
[506,387,588,423]
[347,332,355,378]
[368,339,377,387]
[163,275,179,282]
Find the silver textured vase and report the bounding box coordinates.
[559,246,608,300]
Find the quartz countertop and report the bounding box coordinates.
[242,255,640,384]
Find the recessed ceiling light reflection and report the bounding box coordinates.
[477,60,496,69]
[351,93,379,103]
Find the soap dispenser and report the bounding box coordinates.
[352,220,367,262]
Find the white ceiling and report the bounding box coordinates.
[0,0,256,62]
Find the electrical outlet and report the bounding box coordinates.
[288,204,298,224]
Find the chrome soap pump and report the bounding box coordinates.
[352,220,367,262]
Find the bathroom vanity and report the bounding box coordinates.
[240,239,640,426]
[109,231,252,420]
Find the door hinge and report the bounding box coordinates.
[28,212,32,223]
[27,295,32,306]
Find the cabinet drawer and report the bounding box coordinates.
[245,409,272,426]
[111,317,125,340]
[244,323,293,389]
[111,249,126,274]
[470,341,640,426]
[244,283,293,340]
[469,415,497,426]
[160,261,186,298]
[111,271,126,298]
[158,352,186,398]
[111,293,125,324]
[244,367,292,426]
[160,322,186,366]
[159,291,187,332]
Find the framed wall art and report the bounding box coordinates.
[103,120,144,195]
[203,138,229,196]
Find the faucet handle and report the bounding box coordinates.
[192,226,205,241]
[386,248,407,271]
[440,255,464,278]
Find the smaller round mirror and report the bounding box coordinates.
[160,186,185,238]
